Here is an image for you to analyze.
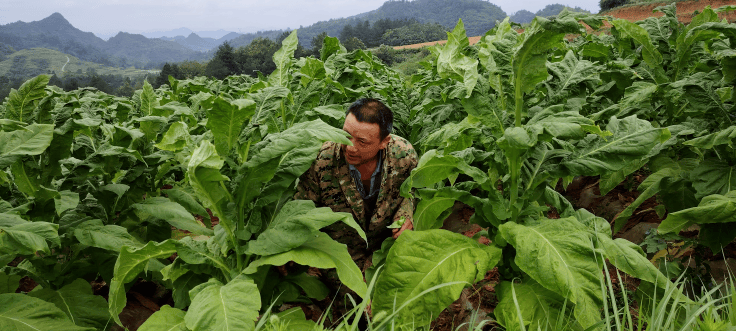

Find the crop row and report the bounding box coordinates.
[0,3,734,330]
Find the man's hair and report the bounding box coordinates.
[346,98,393,140]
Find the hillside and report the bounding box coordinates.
[160,32,241,52]
[392,0,733,50]
[0,48,156,78]
[602,0,735,24]
[229,0,508,49]
[0,12,205,68]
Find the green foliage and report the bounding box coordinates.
[0,9,734,331]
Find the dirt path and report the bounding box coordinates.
[61,56,69,72]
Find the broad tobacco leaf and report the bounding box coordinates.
[131,197,213,235]
[400,149,490,198]
[555,116,670,176]
[184,278,260,331]
[155,121,190,152]
[0,271,20,295]
[372,229,501,329]
[513,16,581,97]
[138,305,186,331]
[495,278,573,331]
[108,240,178,326]
[611,19,667,84]
[500,217,602,329]
[0,221,59,256]
[248,200,364,256]
[658,191,736,234]
[28,278,111,330]
[74,219,142,252]
[270,30,298,87]
[235,120,351,213]
[436,19,478,98]
[3,75,49,123]
[245,232,367,299]
[206,97,256,156]
[0,293,83,330]
[546,50,599,101]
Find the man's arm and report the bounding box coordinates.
[294,163,321,202]
[391,140,418,239]
[391,195,414,239]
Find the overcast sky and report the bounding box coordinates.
[2,0,601,38]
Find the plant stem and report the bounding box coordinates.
[508,154,520,223]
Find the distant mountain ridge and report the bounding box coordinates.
[159,32,241,52]
[0,1,594,70]
[0,12,206,68]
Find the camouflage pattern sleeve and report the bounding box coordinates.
[391,139,419,225]
[294,160,321,203]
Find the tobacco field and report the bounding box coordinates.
[0,4,735,331]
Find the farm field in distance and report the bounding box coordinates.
[0,47,158,78]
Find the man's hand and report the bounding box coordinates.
[391,217,413,239]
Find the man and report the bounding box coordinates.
[295,98,418,258]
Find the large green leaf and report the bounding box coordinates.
[187,141,231,221]
[108,240,178,326]
[54,190,79,217]
[658,191,736,234]
[400,149,490,197]
[0,124,55,168]
[154,121,190,152]
[500,217,603,329]
[138,305,186,331]
[139,81,159,116]
[28,279,111,330]
[689,159,735,200]
[320,36,346,62]
[436,19,478,98]
[244,232,367,298]
[494,278,570,331]
[611,19,667,84]
[3,75,49,123]
[206,97,255,156]
[611,166,682,233]
[513,16,580,98]
[131,197,213,236]
[164,187,211,226]
[683,126,735,150]
[372,229,501,329]
[0,222,59,256]
[73,219,142,252]
[248,200,364,256]
[672,7,722,80]
[0,271,20,294]
[546,50,599,101]
[595,234,680,295]
[270,30,298,87]
[555,116,669,176]
[236,120,351,212]
[184,278,261,331]
[0,293,83,330]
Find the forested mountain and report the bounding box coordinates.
[0,13,117,66]
[160,32,241,52]
[511,4,592,24]
[230,0,508,49]
[0,12,205,68]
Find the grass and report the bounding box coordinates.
[0,47,158,78]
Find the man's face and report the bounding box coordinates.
[342,113,390,167]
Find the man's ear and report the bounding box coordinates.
[379,134,391,149]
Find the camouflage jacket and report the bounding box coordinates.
[295,134,418,253]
